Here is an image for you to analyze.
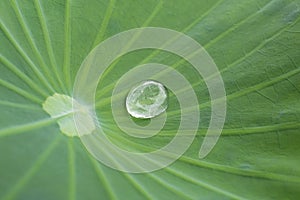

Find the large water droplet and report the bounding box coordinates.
[126,80,168,119]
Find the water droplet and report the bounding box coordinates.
[126,80,168,119]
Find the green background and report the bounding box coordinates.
[0,0,300,199]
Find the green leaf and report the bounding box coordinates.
[1,0,300,199]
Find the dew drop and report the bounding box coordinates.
[126,80,168,119]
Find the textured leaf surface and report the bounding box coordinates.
[0,0,300,199]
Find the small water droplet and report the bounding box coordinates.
[126,80,168,119]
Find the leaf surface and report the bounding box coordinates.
[0,0,300,199]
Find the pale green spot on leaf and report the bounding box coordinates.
[42,93,95,137]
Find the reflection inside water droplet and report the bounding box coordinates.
[126,80,168,119]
